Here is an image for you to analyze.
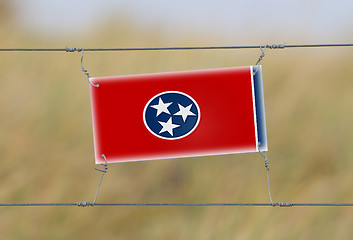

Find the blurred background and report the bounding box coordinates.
[1,0,353,239]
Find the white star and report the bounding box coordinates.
[158,117,180,136]
[174,103,196,122]
[150,98,172,117]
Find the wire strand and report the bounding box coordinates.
[0,43,353,52]
[0,202,353,207]
[92,154,108,205]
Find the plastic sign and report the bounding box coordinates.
[90,66,267,164]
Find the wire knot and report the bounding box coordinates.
[95,154,108,173]
[76,202,92,207]
[274,202,294,207]
[264,159,270,170]
[65,47,82,52]
[255,47,266,66]
[267,43,286,49]
[254,43,286,74]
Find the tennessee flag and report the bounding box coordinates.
[90,66,267,164]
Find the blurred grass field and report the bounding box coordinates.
[1,12,353,240]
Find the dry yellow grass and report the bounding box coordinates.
[1,19,353,239]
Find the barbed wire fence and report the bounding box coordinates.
[1,43,353,207]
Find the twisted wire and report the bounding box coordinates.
[92,154,108,206]
[80,49,99,87]
[258,146,274,205]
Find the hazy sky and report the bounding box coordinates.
[11,0,353,42]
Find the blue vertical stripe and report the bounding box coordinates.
[252,66,268,152]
